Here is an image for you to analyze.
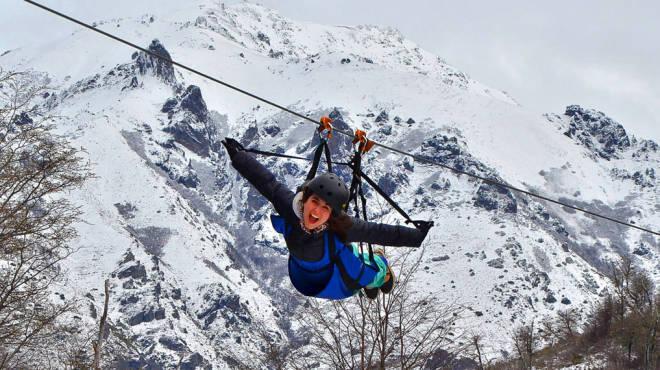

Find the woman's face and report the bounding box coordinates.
[303,194,332,229]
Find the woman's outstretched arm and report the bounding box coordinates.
[225,139,297,222]
[345,218,430,248]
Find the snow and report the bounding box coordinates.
[1,0,657,366]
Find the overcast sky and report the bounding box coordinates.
[252,0,660,141]
[3,0,659,141]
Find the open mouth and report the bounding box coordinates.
[309,214,320,223]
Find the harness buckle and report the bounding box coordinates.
[352,129,375,154]
[318,116,333,140]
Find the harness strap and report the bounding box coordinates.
[323,140,332,174]
[305,117,335,181]
[246,119,428,232]
[289,256,334,274]
[304,116,334,179]
[349,178,367,263]
[347,149,377,267]
[327,232,365,292]
[305,140,323,180]
[357,180,377,266]
[250,144,429,231]
[352,166,413,223]
[347,151,363,206]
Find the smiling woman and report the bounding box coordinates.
[222,137,432,300]
[302,193,333,228]
[297,186,354,244]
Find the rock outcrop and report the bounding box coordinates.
[134,39,177,85]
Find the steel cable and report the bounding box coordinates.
[24,0,659,236]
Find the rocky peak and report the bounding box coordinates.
[180,85,209,122]
[133,39,177,85]
[562,105,631,160]
[192,3,475,90]
[419,134,517,213]
[160,85,212,157]
[633,139,659,161]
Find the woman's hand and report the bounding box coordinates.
[221,137,245,158]
[411,220,434,234]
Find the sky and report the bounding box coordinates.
[2,0,659,141]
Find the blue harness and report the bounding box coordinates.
[270,214,379,300]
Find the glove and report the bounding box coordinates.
[411,220,434,234]
[221,137,245,159]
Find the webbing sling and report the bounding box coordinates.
[247,145,430,231]
[292,139,371,291]
[243,115,429,231]
[352,166,432,230]
[306,139,333,181]
[351,166,414,223]
[308,140,371,292]
[347,151,378,267]
[244,148,349,167]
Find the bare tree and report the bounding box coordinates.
[511,320,536,370]
[607,257,658,369]
[248,325,318,370]
[48,321,96,369]
[470,334,486,370]
[556,308,580,340]
[0,68,91,368]
[481,261,657,369]
[298,247,464,369]
[584,293,614,343]
[93,279,110,369]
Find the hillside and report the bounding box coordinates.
[1,1,657,367]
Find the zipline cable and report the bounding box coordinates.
[24,0,659,237]
[245,148,349,167]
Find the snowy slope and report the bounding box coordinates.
[2,0,657,366]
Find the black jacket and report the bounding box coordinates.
[231,151,428,261]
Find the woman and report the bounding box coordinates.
[222,138,431,300]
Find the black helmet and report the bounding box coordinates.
[304,173,349,216]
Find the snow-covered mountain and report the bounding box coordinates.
[2,1,657,367]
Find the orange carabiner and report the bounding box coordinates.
[318,116,333,139]
[352,129,375,153]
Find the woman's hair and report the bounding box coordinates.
[302,188,353,242]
